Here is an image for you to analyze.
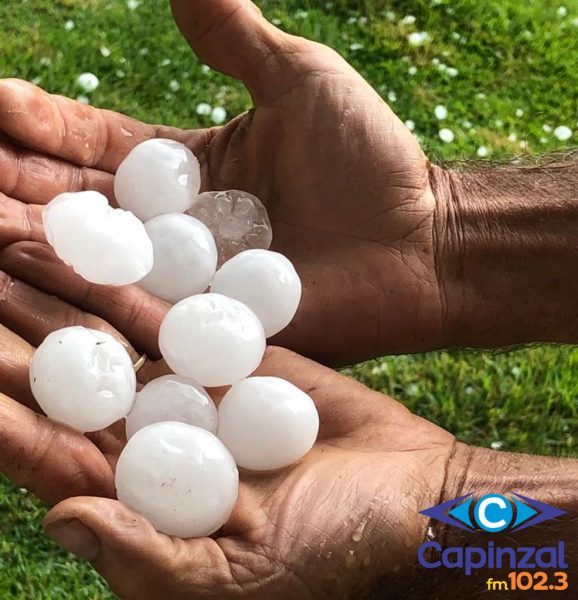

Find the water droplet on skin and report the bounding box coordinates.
[351,517,367,543]
[0,275,14,301]
[345,550,356,568]
[120,127,134,137]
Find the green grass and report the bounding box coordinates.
[0,0,577,597]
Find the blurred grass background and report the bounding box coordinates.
[0,0,576,596]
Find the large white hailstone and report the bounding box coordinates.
[140,214,217,304]
[211,249,302,338]
[114,139,201,221]
[159,293,266,387]
[29,326,136,432]
[186,190,272,266]
[125,374,217,439]
[43,191,153,286]
[217,377,319,471]
[115,422,238,538]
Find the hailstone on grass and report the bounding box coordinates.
[43,191,153,286]
[186,190,272,265]
[115,422,238,537]
[140,213,218,303]
[29,326,136,432]
[115,139,201,221]
[159,293,266,387]
[211,249,302,337]
[125,374,217,439]
[217,377,319,471]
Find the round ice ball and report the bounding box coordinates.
[29,326,136,432]
[43,191,107,250]
[125,374,217,439]
[115,422,238,538]
[159,293,266,387]
[114,139,201,222]
[186,189,272,266]
[217,376,319,471]
[43,191,153,286]
[211,249,302,337]
[140,214,217,304]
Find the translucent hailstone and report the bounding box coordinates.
[43,191,153,286]
[114,139,201,222]
[125,374,217,439]
[159,293,266,387]
[140,214,217,304]
[115,422,238,538]
[211,249,302,337]
[29,326,136,432]
[217,377,319,471]
[186,190,272,265]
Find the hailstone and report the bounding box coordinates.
[115,422,238,538]
[114,139,201,221]
[140,213,217,303]
[217,377,319,471]
[159,293,266,387]
[186,190,272,265]
[29,326,136,432]
[125,374,217,439]
[211,249,302,337]
[43,191,153,286]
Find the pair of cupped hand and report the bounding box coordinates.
[0,1,459,598]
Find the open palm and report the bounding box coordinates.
[0,342,453,600]
[0,0,443,368]
[0,228,453,598]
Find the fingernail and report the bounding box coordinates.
[45,519,100,561]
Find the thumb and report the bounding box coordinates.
[44,497,232,599]
[170,0,312,104]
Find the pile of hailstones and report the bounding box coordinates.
[30,139,319,539]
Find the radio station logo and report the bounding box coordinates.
[420,492,565,533]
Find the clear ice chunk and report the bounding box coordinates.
[186,189,272,265]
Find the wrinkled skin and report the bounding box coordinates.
[0,1,456,598]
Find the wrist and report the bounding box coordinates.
[443,443,578,511]
[430,159,578,347]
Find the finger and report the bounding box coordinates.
[0,271,139,362]
[45,497,231,599]
[171,0,307,104]
[0,323,37,408]
[0,193,45,245]
[0,242,168,358]
[0,79,215,172]
[0,393,114,505]
[0,137,114,204]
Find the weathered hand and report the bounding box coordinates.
[0,203,453,599]
[0,340,454,599]
[0,0,444,367]
[170,0,444,365]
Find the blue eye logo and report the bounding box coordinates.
[420,493,565,533]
